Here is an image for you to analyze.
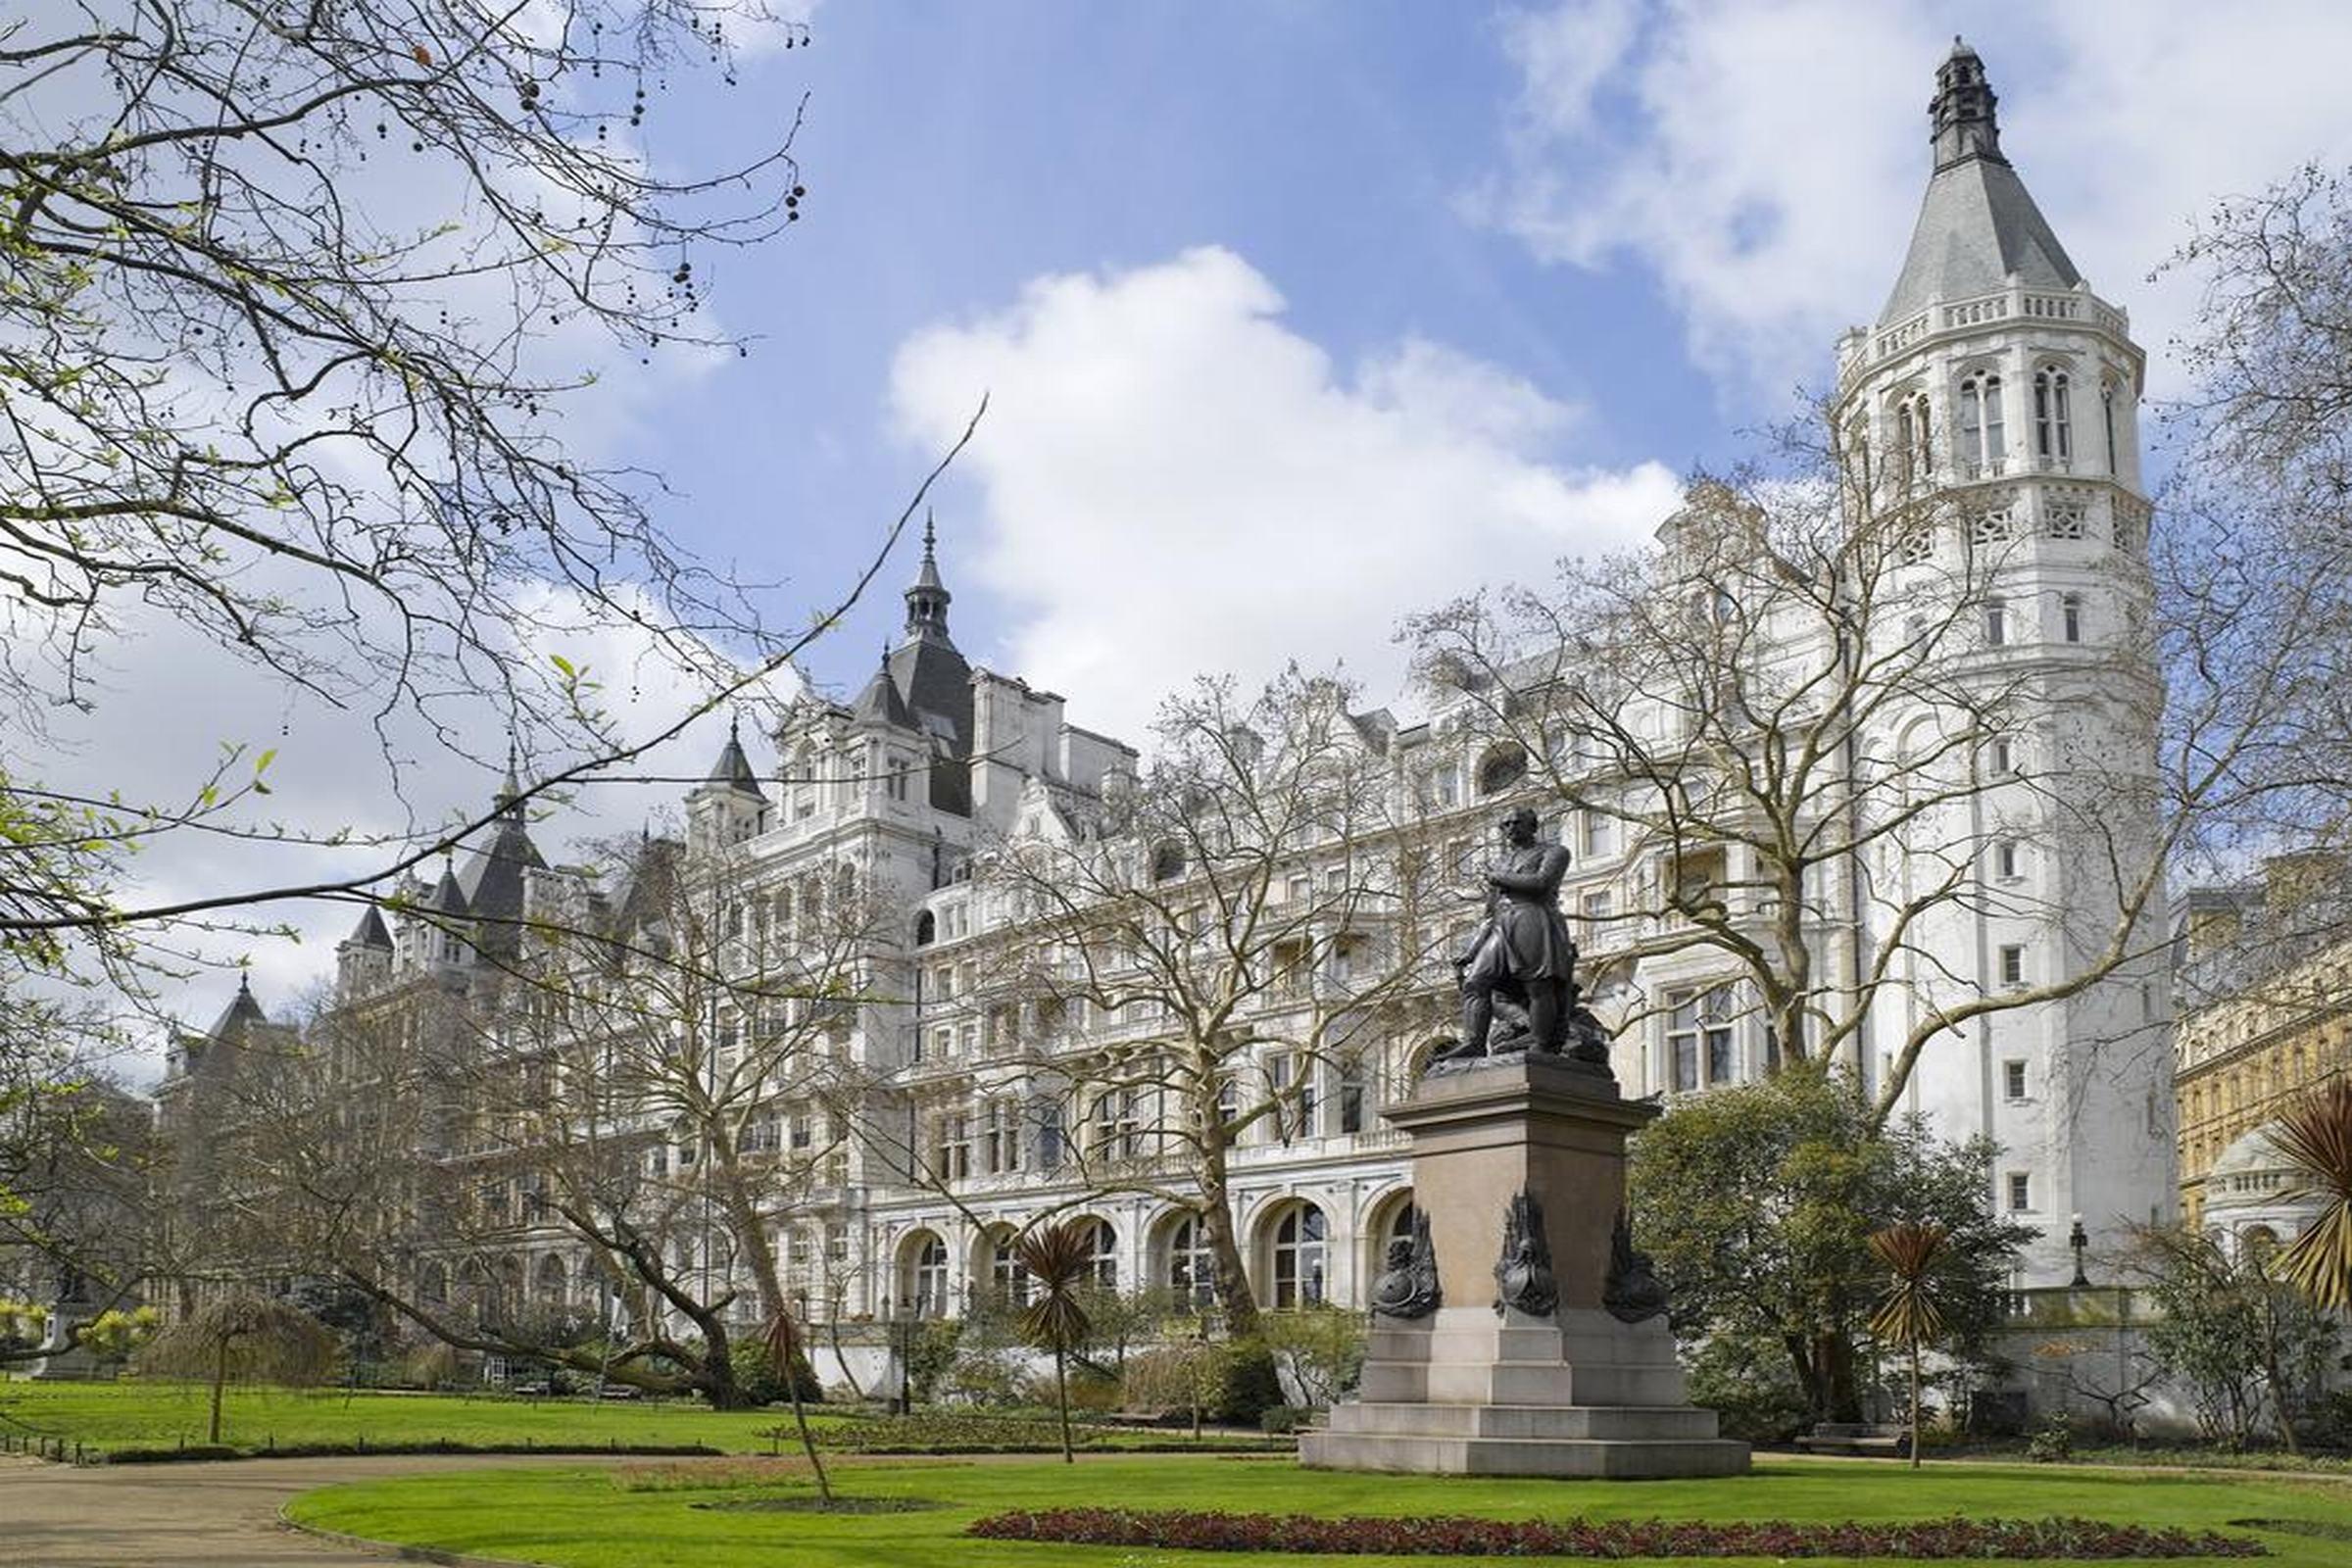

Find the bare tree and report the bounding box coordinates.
[1406,410,2305,1130]
[965,668,1448,1335]
[186,829,881,1408]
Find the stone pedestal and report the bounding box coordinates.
[1299,1054,1748,1478]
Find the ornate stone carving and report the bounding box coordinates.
[1370,1208,1442,1320]
[1602,1208,1671,1324]
[1492,1189,1558,1317]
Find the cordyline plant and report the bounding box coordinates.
[2272,1079,2352,1312]
[1867,1220,1951,1470]
[1013,1220,1097,1464]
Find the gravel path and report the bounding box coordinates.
[0,1452,625,1567]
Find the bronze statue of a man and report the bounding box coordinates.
[1440,806,1610,1066]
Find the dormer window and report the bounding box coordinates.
[2034,368,2073,467]
[1957,371,2004,476]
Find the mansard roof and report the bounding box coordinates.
[1878,42,2082,327]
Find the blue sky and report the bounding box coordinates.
[67,0,2352,1030]
[615,0,2352,741]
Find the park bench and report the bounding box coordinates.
[1794,1422,1911,1457]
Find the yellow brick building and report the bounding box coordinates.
[2174,854,2352,1227]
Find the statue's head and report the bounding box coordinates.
[1500,806,1539,844]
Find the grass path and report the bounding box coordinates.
[286,1453,2352,1567]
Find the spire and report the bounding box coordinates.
[205,974,268,1042]
[1877,41,2081,328]
[496,739,523,822]
[703,710,766,797]
[903,511,954,643]
[1930,36,2002,170]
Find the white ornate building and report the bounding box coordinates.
[172,43,2176,1354]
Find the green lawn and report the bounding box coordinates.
[0,1377,836,1455]
[286,1454,2352,1567]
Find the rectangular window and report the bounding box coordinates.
[1036,1104,1064,1173]
[2003,1059,2029,1102]
[2006,1171,2033,1212]
[886,752,911,802]
[1998,945,2026,988]
[1582,811,1615,858]
[1992,840,2021,881]
[1580,889,1614,924]
[2061,593,2082,643]
[1337,1059,1366,1135]
[1989,737,2014,775]
[1665,991,1693,1091]
[1985,600,2008,647]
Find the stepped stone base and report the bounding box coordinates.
[1300,1307,1749,1479]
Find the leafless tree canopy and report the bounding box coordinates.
[1,1,820,972]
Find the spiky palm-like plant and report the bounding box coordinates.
[1014,1221,1097,1463]
[2273,1079,2352,1312]
[762,1309,831,1502]
[1867,1221,1950,1470]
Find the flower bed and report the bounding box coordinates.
[966,1507,2266,1558]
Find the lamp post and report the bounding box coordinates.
[887,1295,917,1415]
[2068,1214,2089,1288]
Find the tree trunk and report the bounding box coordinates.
[1054,1344,1074,1464]
[1907,1340,1922,1469]
[1197,1140,1260,1338]
[209,1337,228,1445]
[778,1325,832,1502]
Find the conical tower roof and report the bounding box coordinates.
[1878,39,2081,327]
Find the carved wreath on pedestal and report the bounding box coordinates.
[1492,1189,1558,1317]
[1370,1208,1441,1319]
[1602,1208,1671,1324]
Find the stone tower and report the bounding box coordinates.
[1833,39,2171,1282]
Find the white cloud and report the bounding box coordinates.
[889,246,1682,745]
[1484,0,2352,401]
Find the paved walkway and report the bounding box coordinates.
[0,1452,624,1567]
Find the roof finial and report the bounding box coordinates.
[922,510,938,563]
[729,709,742,745]
[236,970,252,997]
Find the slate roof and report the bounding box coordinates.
[1878,40,2082,327]
[346,905,394,949]
[204,975,268,1042]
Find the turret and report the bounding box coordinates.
[687,714,771,855]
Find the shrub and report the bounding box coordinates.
[967,1507,2265,1558]
[727,1336,823,1407]
[1215,1341,1286,1426]
[1261,1305,1365,1409]
[1259,1405,1305,1436]
[1684,1332,1813,1445]
[1122,1341,1229,1418]
[2026,1414,2078,1464]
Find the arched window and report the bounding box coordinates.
[1075,1217,1118,1288]
[906,1232,950,1318]
[2061,593,2083,644]
[988,1228,1029,1307]
[914,909,936,947]
[1894,392,1933,488]
[2101,380,2121,475]
[419,1261,449,1305]
[1957,371,2004,475]
[1270,1202,1327,1309]
[1167,1215,1216,1311]
[1476,745,1528,798]
[2034,368,2073,466]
